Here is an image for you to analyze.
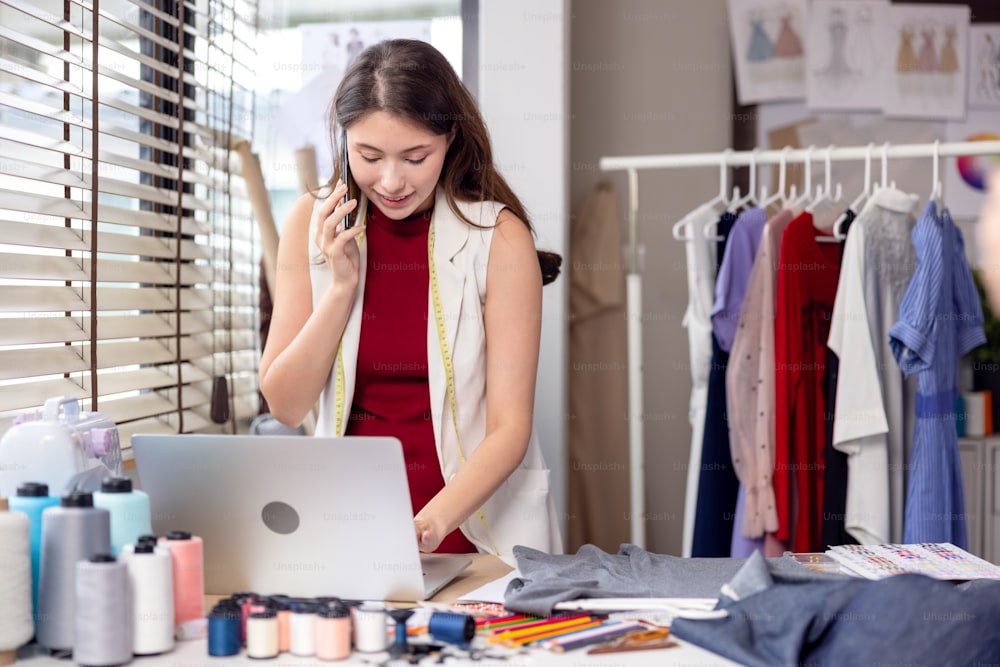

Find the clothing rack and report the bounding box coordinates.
[598,139,1000,550]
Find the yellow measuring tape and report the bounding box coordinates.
[332,206,498,555]
[333,221,364,440]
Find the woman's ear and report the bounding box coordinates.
[447,123,457,148]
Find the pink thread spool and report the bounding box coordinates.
[274,599,292,653]
[160,531,204,636]
[315,603,351,660]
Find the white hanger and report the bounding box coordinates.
[930,139,943,207]
[726,147,758,214]
[673,149,732,241]
[758,146,790,212]
[713,147,734,209]
[833,142,875,239]
[791,145,815,210]
[704,149,758,240]
[878,141,896,191]
[808,144,843,212]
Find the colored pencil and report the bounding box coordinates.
[477,613,537,629]
[538,621,627,648]
[489,614,594,643]
[504,619,605,647]
[487,612,591,639]
[498,618,604,645]
[541,621,646,653]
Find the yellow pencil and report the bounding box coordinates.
[504,619,605,647]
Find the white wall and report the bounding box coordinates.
[476,0,733,554]
[570,0,732,555]
[476,0,570,536]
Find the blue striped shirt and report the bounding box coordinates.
[888,201,985,547]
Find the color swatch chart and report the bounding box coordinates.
[826,542,1000,581]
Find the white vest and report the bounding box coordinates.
[308,187,563,563]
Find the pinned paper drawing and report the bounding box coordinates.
[728,0,807,104]
[968,25,1000,109]
[882,4,970,120]
[806,0,889,110]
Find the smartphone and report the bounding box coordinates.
[340,128,353,229]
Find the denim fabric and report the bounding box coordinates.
[672,572,1000,666]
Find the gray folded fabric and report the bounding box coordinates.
[503,543,834,617]
[718,549,777,603]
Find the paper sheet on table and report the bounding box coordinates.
[456,569,521,603]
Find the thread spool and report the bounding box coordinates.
[352,603,388,653]
[272,598,292,653]
[207,603,241,657]
[120,540,174,655]
[8,482,59,624]
[36,491,111,652]
[0,497,33,666]
[72,555,132,667]
[428,612,476,645]
[288,602,317,657]
[234,593,260,646]
[93,477,152,557]
[159,531,204,637]
[315,603,351,661]
[246,610,279,659]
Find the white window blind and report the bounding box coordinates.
[0,0,260,450]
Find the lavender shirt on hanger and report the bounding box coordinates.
[710,207,768,352]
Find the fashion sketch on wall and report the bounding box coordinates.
[968,25,1000,109]
[805,0,888,110]
[728,0,807,104]
[882,4,970,120]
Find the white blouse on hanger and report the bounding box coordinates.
[828,186,920,545]
[680,201,725,558]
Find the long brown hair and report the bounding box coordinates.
[328,39,560,284]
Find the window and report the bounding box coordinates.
[0,0,260,451]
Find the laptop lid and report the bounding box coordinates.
[131,434,470,601]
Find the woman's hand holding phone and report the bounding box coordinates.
[315,179,363,287]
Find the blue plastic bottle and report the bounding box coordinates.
[9,481,60,623]
[92,477,152,557]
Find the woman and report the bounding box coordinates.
[259,39,562,563]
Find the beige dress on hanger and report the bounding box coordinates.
[567,180,631,552]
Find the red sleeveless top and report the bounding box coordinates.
[344,203,478,554]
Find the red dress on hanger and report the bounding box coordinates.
[773,212,842,553]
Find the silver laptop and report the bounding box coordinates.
[131,434,471,601]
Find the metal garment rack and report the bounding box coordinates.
[598,139,1000,550]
